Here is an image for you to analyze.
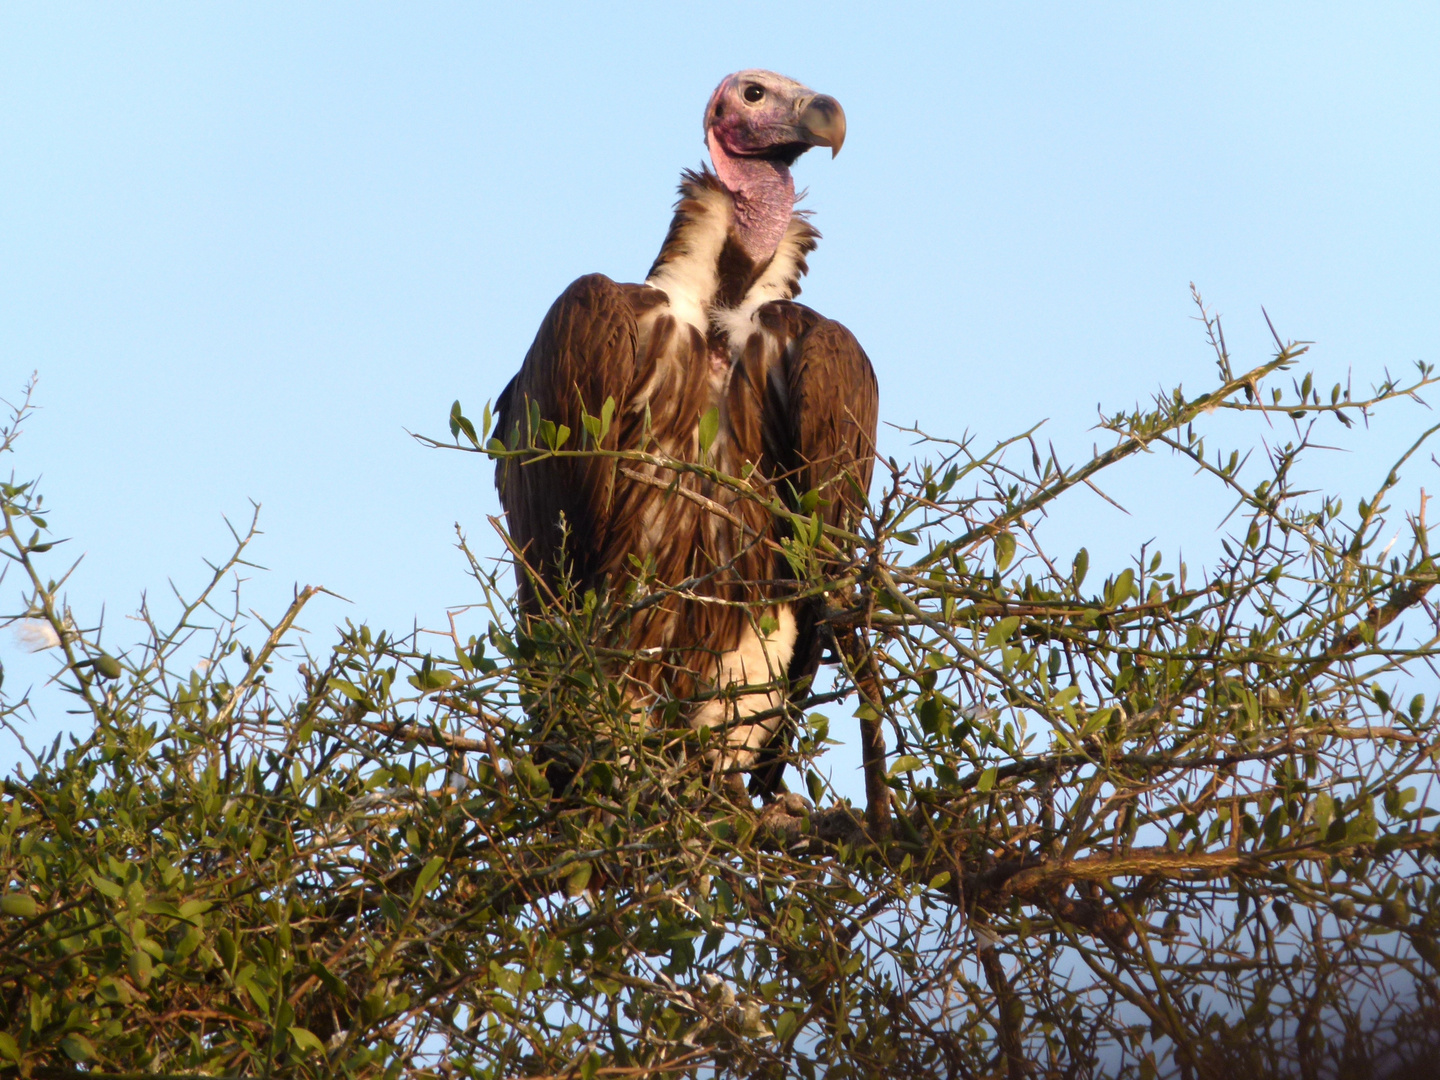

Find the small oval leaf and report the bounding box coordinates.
[565,862,594,897]
[994,532,1017,572]
[1,893,36,918]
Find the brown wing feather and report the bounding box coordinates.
[734,301,879,795]
[494,273,664,610]
[749,301,878,527]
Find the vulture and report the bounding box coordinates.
[494,70,878,799]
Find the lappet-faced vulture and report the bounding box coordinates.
[494,70,877,799]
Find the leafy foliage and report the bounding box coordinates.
[5,301,1440,1079]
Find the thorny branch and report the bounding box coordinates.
[7,306,1440,1078]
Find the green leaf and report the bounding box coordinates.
[994,531,1017,572]
[928,871,952,891]
[806,770,825,805]
[0,893,36,918]
[129,949,153,986]
[1112,567,1135,604]
[1073,547,1089,587]
[515,757,548,792]
[888,755,923,777]
[407,669,456,692]
[918,695,948,735]
[289,1026,325,1053]
[582,411,603,444]
[243,977,270,1013]
[976,766,998,793]
[774,1009,800,1043]
[217,928,237,970]
[327,678,366,702]
[0,1032,20,1063]
[450,401,480,447]
[698,406,720,454]
[59,1034,95,1062]
[489,960,520,995]
[306,962,345,999]
[1374,833,1403,858]
[89,871,123,899]
[986,616,1022,648]
[143,899,185,920]
[173,924,204,960]
[413,856,446,903]
[565,862,594,897]
[1081,707,1114,737]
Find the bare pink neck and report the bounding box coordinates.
[707,130,795,263]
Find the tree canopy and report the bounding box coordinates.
[5,300,1440,1079]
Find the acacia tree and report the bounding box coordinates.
[4,301,1440,1079]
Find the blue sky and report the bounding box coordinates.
[2,4,1437,762]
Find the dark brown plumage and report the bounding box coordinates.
[494,73,876,798]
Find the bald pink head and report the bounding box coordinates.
[703,70,846,163]
[701,70,846,262]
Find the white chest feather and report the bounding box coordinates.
[643,183,733,336]
[644,189,814,356]
[690,604,799,773]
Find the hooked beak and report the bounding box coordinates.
[796,94,846,157]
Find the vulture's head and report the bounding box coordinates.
[703,70,846,168]
[702,71,845,260]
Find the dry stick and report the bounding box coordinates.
[978,944,1031,1080]
[839,627,891,839]
[1293,570,1440,690]
[213,585,321,728]
[618,465,755,536]
[913,353,1300,572]
[985,832,1440,901]
[510,1046,713,1079]
[349,715,490,754]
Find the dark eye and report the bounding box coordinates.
[743,85,765,104]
